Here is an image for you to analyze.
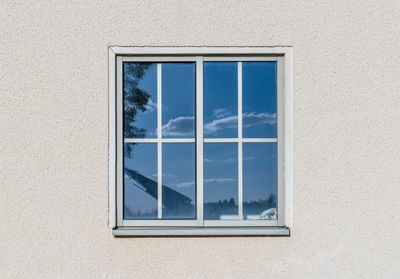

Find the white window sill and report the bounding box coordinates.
[113,227,290,237]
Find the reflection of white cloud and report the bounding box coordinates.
[243,112,276,127]
[204,178,236,183]
[144,99,157,112]
[158,112,275,137]
[174,181,195,188]
[204,115,237,134]
[162,116,194,137]
[152,173,177,178]
[204,112,276,135]
[213,108,231,119]
[174,178,235,188]
[224,158,236,163]
[204,158,212,163]
[244,156,255,161]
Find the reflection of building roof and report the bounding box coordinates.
[124,168,192,209]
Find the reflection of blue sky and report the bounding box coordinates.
[162,63,195,138]
[162,143,195,218]
[243,143,277,219]
[124,62,277,139]
[243,62,277,138]
[204,62,238,138]
[124,143,158,219]
[204,143,238,219]
[124,63,157,138]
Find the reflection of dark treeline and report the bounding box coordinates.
[124,206,157,219]
[124,63,152,157]
[124,204,195,219]
[163,202,194,219]
[205,198,238,219]
[205,194,276,219]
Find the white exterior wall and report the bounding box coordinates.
[1,1,399,278]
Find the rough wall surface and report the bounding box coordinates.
[1,1,400,278]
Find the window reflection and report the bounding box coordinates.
[124,143,158,219]
[204,143,238,220]
[162,63,195,138]
[162,143,196,219]
[123,63,157,140]
[242,62,277,138]
[243,143,277,220]
[204,62,238,138]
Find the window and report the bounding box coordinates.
[109,47,293,236]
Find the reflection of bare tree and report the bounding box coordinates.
[124,63,152,157]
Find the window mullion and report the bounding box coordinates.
[196,57,204,227]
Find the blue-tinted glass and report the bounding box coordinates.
[124,143,158,219]
[162,63,195,138]
[123,63,157,138]
[204,143,238,220]
[204,62,238,138]
[243,143,277,220]
[162,143,196,219]
[243,62,277,138]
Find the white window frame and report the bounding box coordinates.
[108,47,293,236]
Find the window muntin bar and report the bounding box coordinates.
[157,63,162,218]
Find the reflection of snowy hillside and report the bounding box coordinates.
[259,208,277,220]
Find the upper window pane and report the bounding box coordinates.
[123,63,157,138]
[242,62,277,138]
[162,63,195,138]
[204,62,238,138]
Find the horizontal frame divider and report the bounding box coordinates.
[204,138,277,143]
[124,138,277,143]
[124,138,196,143]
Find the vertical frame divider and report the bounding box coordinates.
[116,56,124,226]
[238,62,243,220]
[196,57,204,227]
[157,63,163,219]
[277,56,285,226]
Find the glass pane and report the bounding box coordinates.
[162,143,196,219]
[162,63,195,138]
[243,143,277,220]
[204,143,238,220]
[242,62,277,138]
[123,62,157,138]
[204,62,238,138]
[124,143,158,219]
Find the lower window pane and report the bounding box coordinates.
[124,143,158,219]
[162,143,196,219]
[243,143,277,220]
[204,143,238,220]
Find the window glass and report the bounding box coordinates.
[124,143,158,219]
[243,143,277,220]
[242,62,277,138]
[204,62,238,138]
[162,143,196,219]
[204,143,238,220]
[120,57,282,228]
[162,63,195,138]
[123,63,157,138]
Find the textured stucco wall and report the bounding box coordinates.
[1,1,400,278]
